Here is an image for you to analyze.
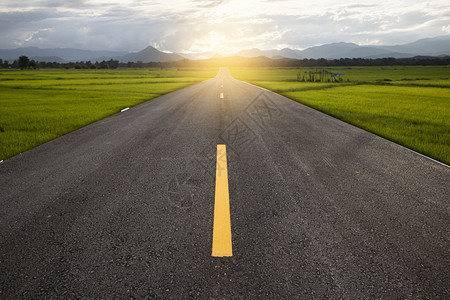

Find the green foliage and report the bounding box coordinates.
[0,68,217,160]
[231,66,450,165]
[18,56,30,69]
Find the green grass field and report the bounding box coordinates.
[0,68,216,160]
[230,66,450,165]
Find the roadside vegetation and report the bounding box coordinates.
[231,66,450,165]
[0,68,216,160]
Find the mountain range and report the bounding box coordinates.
[232,36,450,59]
[1,36,449,63]
[0,47,127,63]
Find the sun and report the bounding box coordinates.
[186,31,232,55]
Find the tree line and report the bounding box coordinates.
[0,56,120,69]
[179,56,450,68]
[1,55,449,69]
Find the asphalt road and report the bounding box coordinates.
[1,68,449,299]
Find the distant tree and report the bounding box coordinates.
[108,59,119,69]
[28,60,37,69]
[18,56,30,69]
[99,60,109,69]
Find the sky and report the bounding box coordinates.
[1,0,449,54]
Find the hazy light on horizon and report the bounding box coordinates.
[0,0,449,54]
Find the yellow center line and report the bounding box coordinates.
[220,93,224,99]
[212,144,233,257]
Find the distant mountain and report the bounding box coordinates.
[277,48,303,59]
[233,36,450,59]
[299,42,360,59]
[1,36,449,63]
[234,48,269,58]
[376,36,450,57]
[297,42,411,59]
[233,42,402,59]
[0,46,184,63]
[119,46,184,63]
[233,48,302,59]
[0,47,127,62]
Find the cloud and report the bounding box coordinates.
[194,0,229,8]
[0,0,449,53]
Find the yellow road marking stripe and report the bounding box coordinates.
[212,144,233,257]
[220,93,224,99]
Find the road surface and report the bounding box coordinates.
[1,68,449,298]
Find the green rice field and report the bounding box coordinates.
[0,68,216,160]
[230,66,450,165]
